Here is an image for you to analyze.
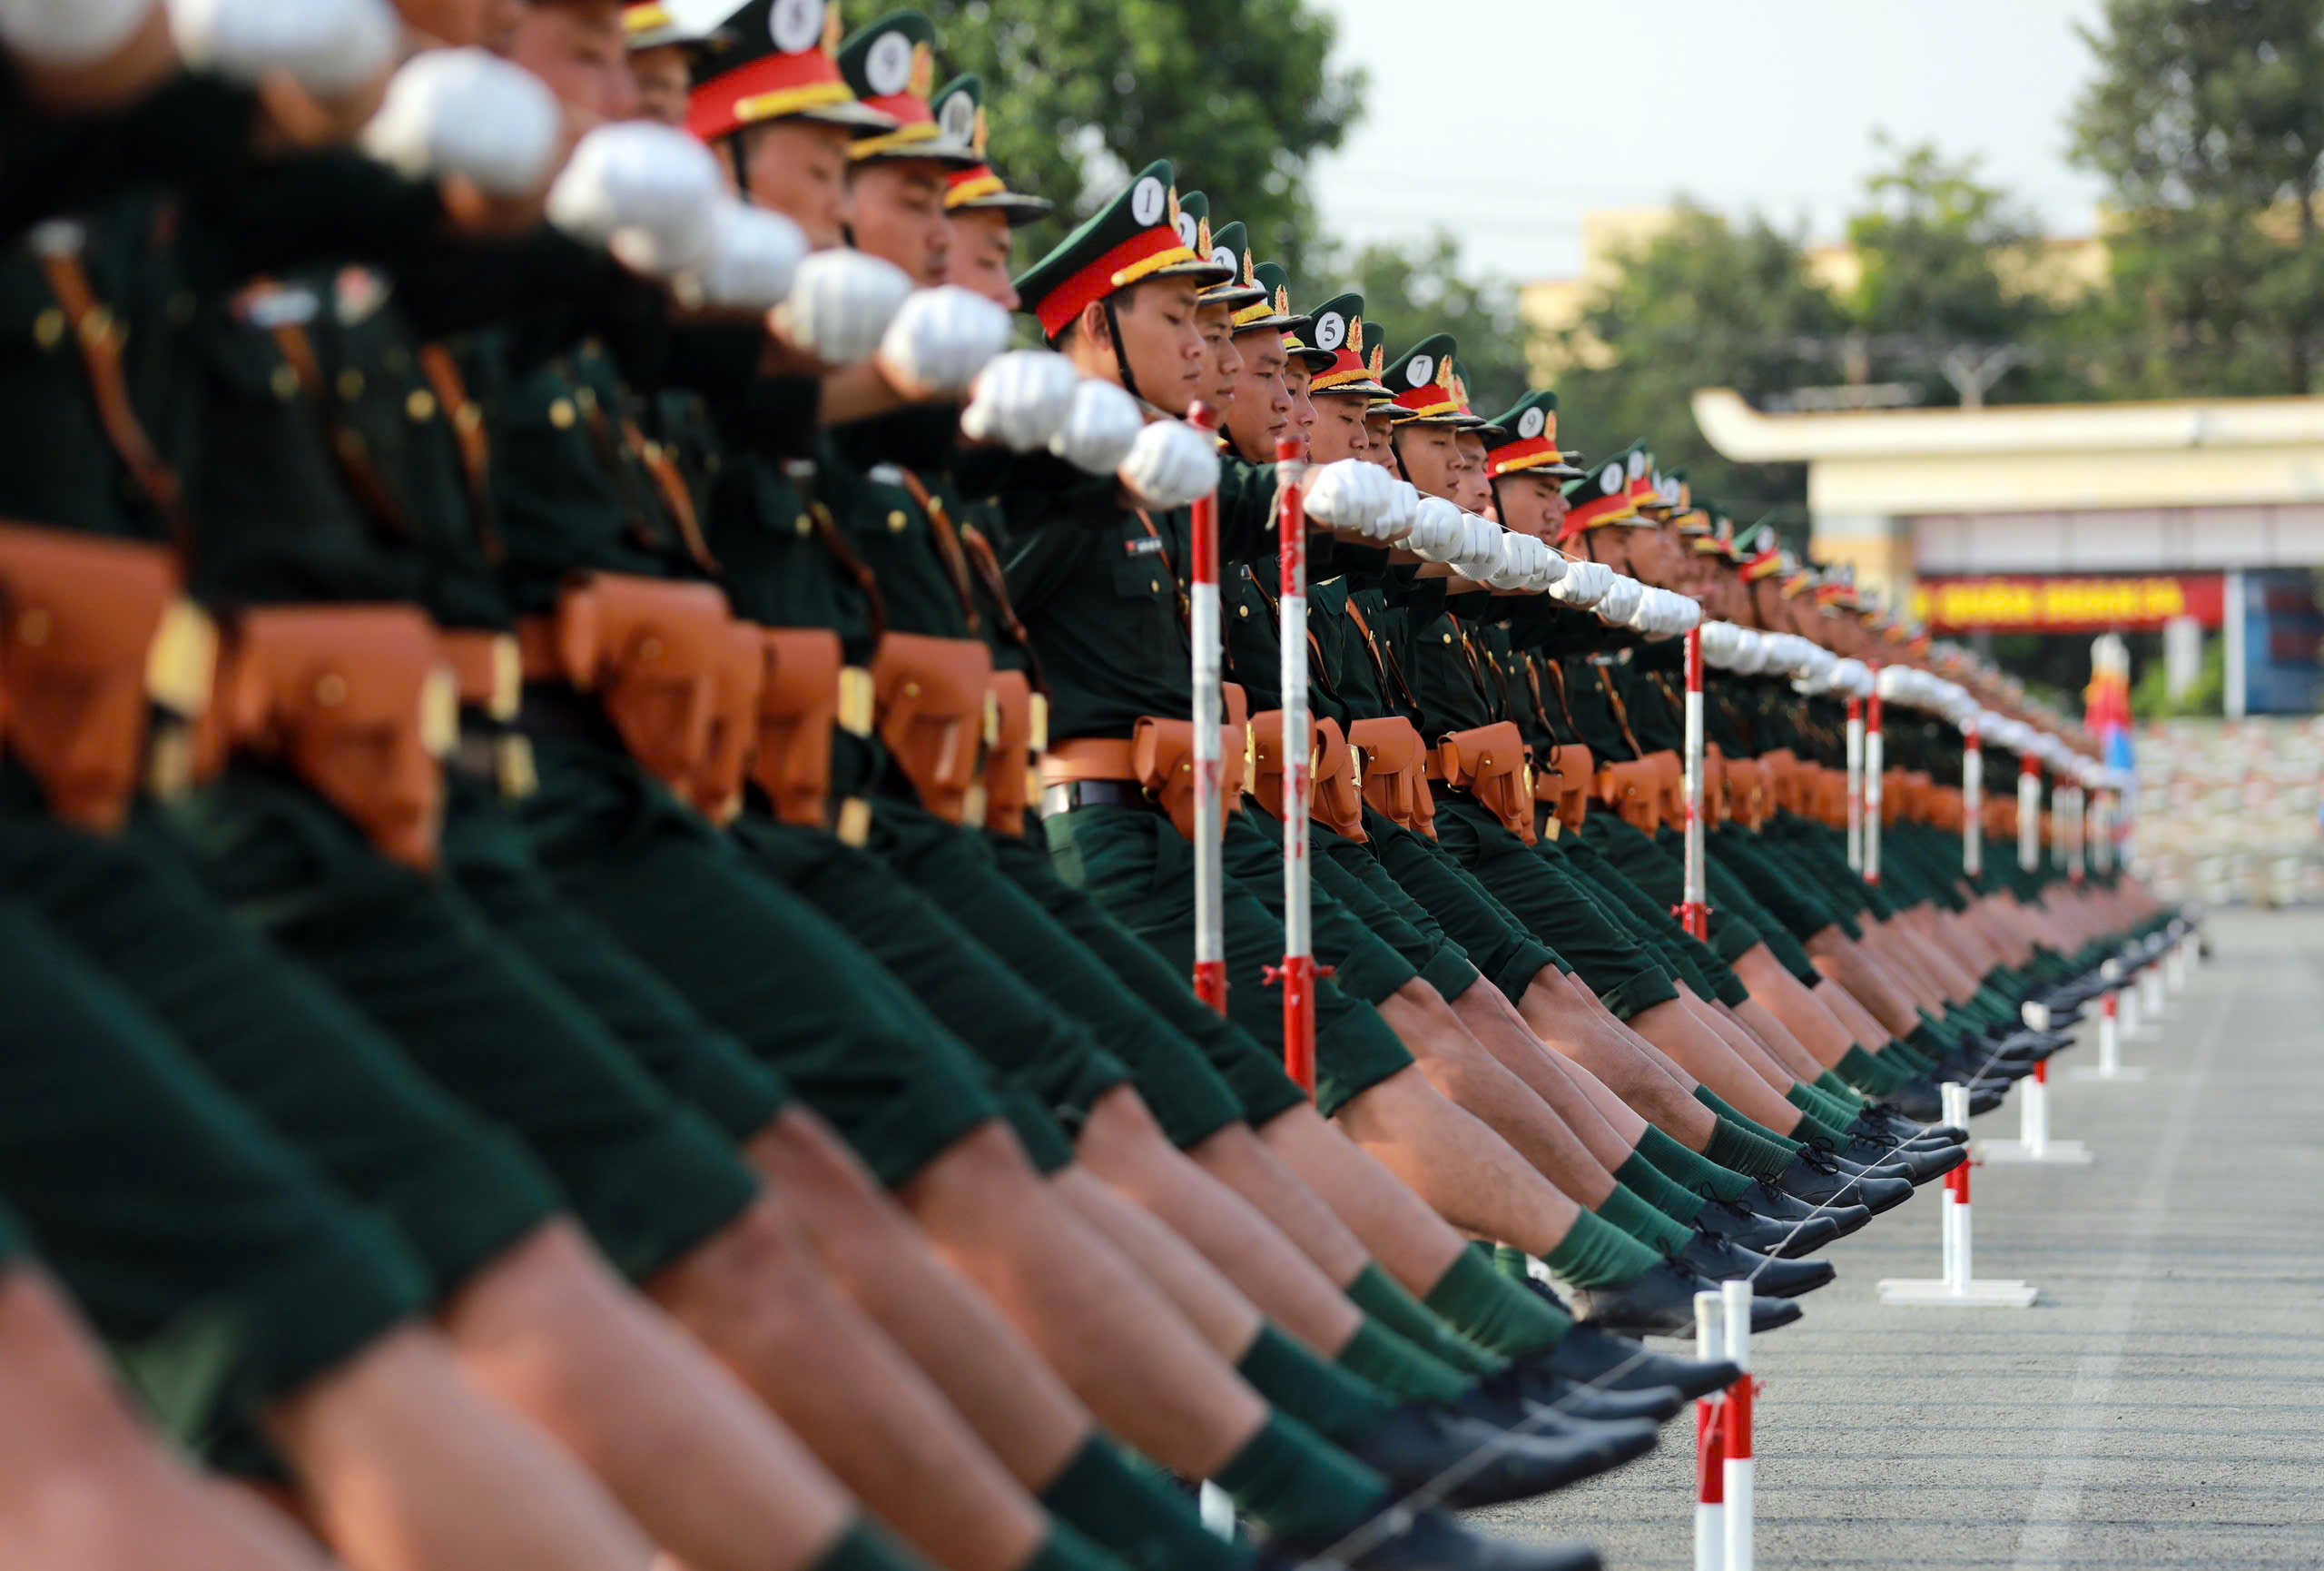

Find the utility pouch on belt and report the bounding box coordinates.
[521,573,734,797]
[1435,721,1533,843]
[691,621,765,825]
[215,606,454,872]
[1724,758,1768,831]
[1881,767,1910,826]
[870,632,992,826]
[1351,716,1433,837]
[1221,681,1250,799]
[1639,748,1686,827]
[1759,748,1800,815]
[1248,712,1366,844]
[1593,759,1666,835]
[982,671,1039,837]
[1701,746,1727,829]
[1928,786,1964,834]
[1818,767,1852,830]
[0,525,209,832]
[1534,740,1594,837]
[750,629,866,831]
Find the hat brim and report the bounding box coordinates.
[1199,282,1268,309]
[1156,257,1238,286]
[1287,346,1337,373]
[951,191,1055,226]
[1315,376,1393,399]
[1229,309,1299,334]
[784,99,907,132]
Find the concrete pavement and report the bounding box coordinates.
[1480,907,2324,1568]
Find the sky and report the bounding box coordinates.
[1307,0,2111,282]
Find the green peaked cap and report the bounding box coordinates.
[1480,389,1584,478]
[1264,266,1339,371]
[1305,292,1393,398]
[1016,159,1230,338]
[837,11,980,165]
[931,74,1052,223]
[1232,259,1303,336]
[1190,209,1266,307]
[1380,331,1482,426]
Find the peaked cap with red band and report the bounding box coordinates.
[624,2,688,51]
[1381,332,1483,425]
[1480,389,1583,479]
[931,74,1051,223]
[1305,293,1393,398]
[1557,453,1638,542]
[1015,160,1228,340]
[1176,194,1264,307]
[838,11,979,164]
[685,0,894,143]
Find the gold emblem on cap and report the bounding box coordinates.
[1167,186,1183,232]
[972,105,990,156]
[822,3,842,54]
[1241,250,1258,290]
[1348,317,1365,353]
[1367,342,1384,376]
[1434,357,1456,389]
[910,41,934,100]
[1273,285,1289,316]
[1196,217,1213,255]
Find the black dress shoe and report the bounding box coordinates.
[1529,1324,1738,1402]
[1674,1230,1837,1299]
[1282,1507,1601,1571]
[1566,1259,1804,1339]
[1772,1150,1913,1216]
[1863,1105,1969,1144]
[1849,1112,1957,1152]
[1742,1179,1874,1238]
[1345,1404,1657,1507]
[1838,1135,1966,1185]
[1693,1192,1841,1258]
[1444,1365,1685,1427]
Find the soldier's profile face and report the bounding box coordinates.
[1307,394,1370,463]
[398,0,511,47]
[1495,471,1565,540]
[849,158,953,286]
[1453,432,1492,513]
[946,210,1018,308]
[1397,424,1463,500]
[742,118,852,248]
[1364,416,1403,477]
[1110,278,1206,411]
[1226,331,1293,459]
[628,43,691,127]
[508,0,635,120]
[1196,302,1242,414]
[1285,361,1315,435]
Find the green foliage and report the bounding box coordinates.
[2132,636,2225,719]
[1548,202,1846,546]
[1315,230,1532,417]
[921,0,1364,280]
[2069,0,2324,393]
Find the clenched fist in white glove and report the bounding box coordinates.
[1404,495,1465,561]
[875,285,1012,400]
[1550,558,1612,608]
[0,0,153,64]
[960,350,1081,451]
[361,49,563,198]
[1595,573,1643,627]
[1303,459,1393,541]
[683,203,809,311]
[1049,379,1142,474]
[1374,479,1420,546]
[772,249,913,366]
[548,121,724,276]
[167,0,394,93]
[1700,620,1745,668]
[1118,419,1220,509]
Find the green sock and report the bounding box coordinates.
[1613,1148,1708,1223]
[1785,1083,1857,1141]
[1493,1241,1531,1281]
[1814,1071,1866,1111]
[1695,1087,1805,1153]
[1232,1324,1393,1446]
[1596,1181,1692,1254]
[1345,1263,1504,1377]
[1211,1412,1385,1545]
[812,1521,950,1571]
[1541,1209,1663,1288]
[1917,1009,1965,1052]
[1697,1106,1797,1180]
[1421,1244,1571,1356]
[1837,1045,1904,1093]
[1636,1122,1756,1201]
[1334,1317,1473,1406]
[1891,1032,1940,1072]
[1039,1437,1255,1571]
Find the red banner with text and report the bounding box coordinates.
[1911,574,2225,635]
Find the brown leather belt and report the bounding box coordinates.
[440,628,521,720]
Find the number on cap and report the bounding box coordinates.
[1404,353,1434,387]
[1131,176,1167,226]
[769,0,824,52]
[1517,406,1546,440]
[865,30,914,94]
[1314,311,1346,351]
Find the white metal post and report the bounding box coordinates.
[1878,1083,2038,1308]
[1963,723,1983,879]
[1719,1280,1754,1571]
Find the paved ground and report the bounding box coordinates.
[1477,908,2324,1568]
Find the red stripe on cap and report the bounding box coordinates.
[1558,491,1630,543]
[688,51,849,143]
[1032,227,1192,338]
[1392,380,1461,418]
[857,91,936,129]
[1486,434,1557,476]
[1310,349,1373,390]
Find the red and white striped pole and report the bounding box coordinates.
[1845,693,1866,873]
[1185,404,1228,1017]
[1877,1083,2038,1306]
[2018,755,2042,875]
[1693,1290,1728,1571]
[1679,625,1709,942]
[1719,1279,1755,1571]
[1864,668,1885,888]
[1275,436,1315,1096]
[1963,720,1984,880]
[2065,781,2086,884]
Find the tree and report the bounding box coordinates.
[2069,0,2324,394]
[921,0,1363,278]
[1547,203,1846,545]
[1317,231,1533,420]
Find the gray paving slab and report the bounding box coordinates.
[1473,908,2324,1569]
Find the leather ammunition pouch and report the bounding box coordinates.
[0,526,204,832]
[1593,759,1666,835]
[520,573,734,798]
[216,606,453,872]
[1701,746,1727,829]
[1533,740,1595,836]
[1351,716,1433,836]
[1221,682,1250,799]
[1881,767,1910,826]
[1927,786,1965,834]
[1641,748,1687,827]
[1815,766,1850,830]
[693,621,766,825]
[439,629,522,721]
[1724,757,1769,831]
[871,632,992,827]
[1759,748,1801,815]
[1249,711,1365,843]
[982,671,1040,837]
[750,629,842,829]
[1435,721,1533,843]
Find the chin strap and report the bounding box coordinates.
[1102,293,1144,407]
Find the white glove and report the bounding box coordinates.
[1875,664,1913,703]
[1444,512,1506,579]
[1484,532,1551,591]
[1595,574,1643,627]
[1118,420,1220,509]
[1700,621,1743,668]
[1549,558,1611,608]
[1404,496,1465,562]
[1658,591,1702,637]
[1373,479,1420,546]
[359,49,564,199]
[773,249,913,366]
[1049,379,1142,474]
[1625,587,1672,635]
[1303,459,1391,540]
[166,0,394,93]
[960,351,1082,451]
[684,203,809,311]
[0,0,153,64]
[876,285,1012,400]
[1521,547,1569,593]
[1730,629,1768,676]
[1829,657,1870,697]
[548,121,724,276]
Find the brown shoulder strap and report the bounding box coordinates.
[418,343,503,565]
[894,468,980,633]
[957,522,1045,687]
[37,249,189,548]
[268,317,412,540]
[623,412,720,576]
[1590,661,1647,760]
